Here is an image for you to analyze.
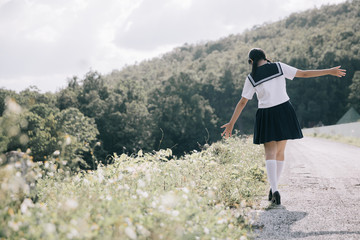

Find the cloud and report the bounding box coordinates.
[0,0,347,92]
[114,0,346,50]
[0,0,142,91]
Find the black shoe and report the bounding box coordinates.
[268,189,272,201]
[272,191,281,205]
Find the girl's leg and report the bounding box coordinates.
[276,140,287,182]
[264,141,278,193]
[276,140,287,161]
[264,141,277,160]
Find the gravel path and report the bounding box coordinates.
[251,137,360,240]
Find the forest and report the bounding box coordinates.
[1,0,359,168]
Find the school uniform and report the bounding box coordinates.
[241,62,303,144]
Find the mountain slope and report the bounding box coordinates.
[105,0,360,129]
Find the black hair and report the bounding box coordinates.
[248,48,270,77]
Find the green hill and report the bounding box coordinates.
[106,0,359,128]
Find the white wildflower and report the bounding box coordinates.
[203,227,210,234]
[20,198,34,213]
[136,224,151,237]
[137,179,146,188]
[209,160,217,166]
[53,150,60,156]
[137,149,143,157]
[218,210,227,216]
[145,172,151,182]
[240,236,247,240]
[124,217,132,225]
[97,169,104,183]
[181,187,189,194]
[91,224,99,231]
[207,190,215,199]
[158,205,165,212]
[161,192,177,208]
[14,161,21,168]
[83,178,89,186]
[125,226,137,240]
[20,198,34,214]
[136,189,149,198]
[66,228,79,239]
[65,136,72,145]
[44,223,56,234]
[26,159,33,167]
[70,219,77,225]
[65,199,78,210]
[106,195,112,201]
[171,210,179,217]
[217,218,228,224]
[241,200,246,208]
[126,166,136,173]
[73,175,81,183]
[8,221,20,231]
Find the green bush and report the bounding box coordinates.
[0,135,265,239]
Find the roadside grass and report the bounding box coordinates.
[0,135,266,239]
[306,133,360,148]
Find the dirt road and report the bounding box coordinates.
[252,137,360,240]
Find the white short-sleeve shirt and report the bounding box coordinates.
[241,62,298,108]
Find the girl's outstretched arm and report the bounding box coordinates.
[221,97,249,139]
[295,66,346,78]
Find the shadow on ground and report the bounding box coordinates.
[251,205,360,240]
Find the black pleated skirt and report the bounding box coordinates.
[253,100,303,144]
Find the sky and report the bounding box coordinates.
[0,0,347,93]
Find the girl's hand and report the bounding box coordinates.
[330,66,346,77]
[221,122,234,139]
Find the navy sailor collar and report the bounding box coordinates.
[248,62,283,87]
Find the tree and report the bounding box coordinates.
[55,108,99,169]
[348,71,360,112]
[149,73,218,155]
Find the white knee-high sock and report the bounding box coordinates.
[266,160,278,192]
[276,160,284,183]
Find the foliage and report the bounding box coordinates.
[55,108,100,169]
[149,72,218,155]
[0,98,99,170]
[0,135,265,239]
[348,71,360,112]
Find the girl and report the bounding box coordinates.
[221,48,346,205]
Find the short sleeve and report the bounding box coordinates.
[280,62,298,80]
[241,77,255,100]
